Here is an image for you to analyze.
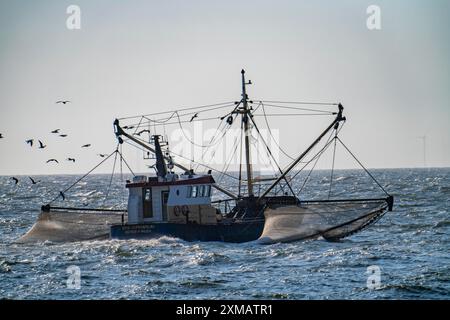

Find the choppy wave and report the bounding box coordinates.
[0,168,449,299]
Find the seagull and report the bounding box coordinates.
[67,158,76,162]
[135,129,151,136]
[56,101,70,104]
[11,177,19,185]
[81,144,91,148]
[29,177,40,184]
[59,191,65,200]
[190,113,199,122]
[26,139,34,147]
[97,154,107,158]
[123,126,135,130]
[59,134,68,137]
[38,140,46,149]
[46,159,59,164]
[51,129,60,134]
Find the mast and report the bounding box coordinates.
[241,69,254,196]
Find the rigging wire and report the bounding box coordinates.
[295,129,337,196]
[216,133,241,186]
[48,149,118,204]
[194,118,229,173]
[288,120,347,195]
[253,113,335,117]
[174,111,235,148]
[336,137,389,196]
[123,115,225,130]
[118,101,236,120]
[102,149,119,206]
[117,148,136,176]
[124,135,240,181]
[249,114,296,197]
[261,103,296,161]
[255,102,335,114]
[328,135,338,199]
[253,100,339,106]
[131,116,145,136]
[119,143,123,181]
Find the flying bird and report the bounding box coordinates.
[51,129,60,134]
[26,139,34,147]
[67,158,76,162]
[135,129,151,136]
[46,159,59,164]
[38,140,46,149]
[29,177,40,185]
[190,113,199,122]
[11,177,19,185]
[123,126,135,130]
[59,134,68,137]
[97,154,107,158]
[81,144,91,148]
[56,100,70,104]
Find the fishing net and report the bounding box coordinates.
[258,200,388,244]
[17,209,125,243]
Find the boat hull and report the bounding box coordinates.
[110,220,265,243]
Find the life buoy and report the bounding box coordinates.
[181,205,190,216]
[173,205,181,216]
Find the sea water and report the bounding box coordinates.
[0,168,448,299]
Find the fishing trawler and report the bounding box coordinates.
[19,70,393,244]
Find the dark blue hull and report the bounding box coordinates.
[110,220,265,243]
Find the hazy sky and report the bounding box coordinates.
[0,0,449,175]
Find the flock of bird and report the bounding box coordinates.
[1,100,109,186]
[25,127,92,165]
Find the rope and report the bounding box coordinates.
[261,103,295,161]
[336,137,389,196]
[174,111,234,148]
[253,100,339,106]
[48,149,118,204]
[249,115,296,197]
[118,101,236,120]
[253,113,335,117]
[216,133,241,185]
[125,135,240,181]
[256,102,335,114]
[328,136,338,199]
[295,129,336,196]
[102,149,119,206]
[117,148,136,177]
[194,118,229,173]
[288,120,346,187]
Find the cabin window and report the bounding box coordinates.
[192,186,198,198]
[186,185,211,198]
[187,186,192,198]
[199,185,205,197]
[143,188,153,218]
